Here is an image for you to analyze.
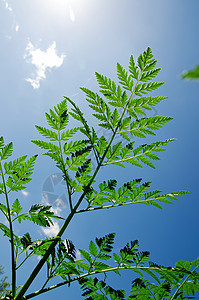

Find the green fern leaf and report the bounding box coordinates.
[111,109,120,128]
[93,261,110,271]
[80,87,96,100]
[137,155,155,169]
[79,249,93,265]
[0,142,13,160]
[4,155,27,174]
[60,127,81,141]
[127,96,167,118]
[129,55,139,79]
[35,126,58,141]
[117,62,134,91]
[113,253,121,264]
[32,140,60,153]
[0,203,8,215]
[45,100,69,131]
[140,68,161,82]
[45,110,59,130]
[97,253,111,261]
[28,204,63,227]
[95,233,115,253]
[64,140,87,154]
[0,136,4,149]
[135,82,164,96]
[89,240,98,257]
[12,199,22,215]
[0,223,11,238]
[95,136,108,156]
[5,155,37,192]
[119,116,173,140]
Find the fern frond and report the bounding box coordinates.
[5,155,37,192]
[117,62,134,91]
[95,72,127,108]
[135,81,164,96]
[45,112,59,130]
[103,139,174,168]
[35,126,58,141]
[0,142,13,160]
[66,97,92,140]
[61,127,82,141]
[81,179,189,212]
[32,140,60,153]
[117,116,172,140]
[0,136,4,149]
[140,68,161,82]
[63,140,88,155]
[129,55,139,79]
[4,155,27,174]
[28,204,63,227]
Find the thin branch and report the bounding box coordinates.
[171,265,199,300]
[103,149,152,165]
[16,252,34,270]
[23,265,171,299]
[0,162,16,298]
[75,197,166,213]
[16,237,61,270]
[57,129,73,212]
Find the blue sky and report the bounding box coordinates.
[0,0,199,298]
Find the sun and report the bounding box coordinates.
[40,0,75,21]
[38,0,91,24]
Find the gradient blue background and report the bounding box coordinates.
[0,0,199,298]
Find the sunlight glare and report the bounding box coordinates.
[40,0,76,22]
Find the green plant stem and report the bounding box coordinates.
[76,196,168,213]
[23,265,170,300]
[40,250,69,291]
[15,126,117,299]
[12,213,28,222]
[171,265,199,300]
[103,146,157,165]
[16,251,34,270]
[0,162,16,298]
[16,237,61,270]
[40,277,49,291]
[15,162,102,300]
[58,128,73,211]
[15,75,141,300]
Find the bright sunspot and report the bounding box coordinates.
[40,0,76,22]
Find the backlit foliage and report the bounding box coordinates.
[0,48,198,300]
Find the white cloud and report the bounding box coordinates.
[41,199,64,238]
[69,5,75,22]
[21,190,29,197]
[42,221,60,238]
[76,250,81,260]
[52,198,65,215]
[24,41,66,89]
[15,25,19,32]
[41,194,64,238]
[42,192,66,215]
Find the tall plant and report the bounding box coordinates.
[0,48,198,299]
